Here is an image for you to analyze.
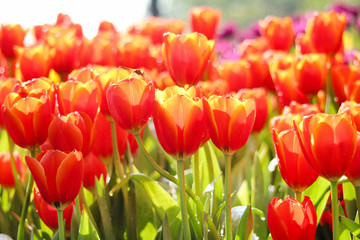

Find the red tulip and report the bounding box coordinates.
[162,32,214,87]
[217,60,252,92]
[345,133,360,186]
[48,111,97,157]
[338,101,360,131]
[331,64,360,104]
[0,78,21,128]
[203,95,256,155]
[0,24,27,59]
[34,188,74,231]
[294,112,357,181]
[0,151,26,187]
[267,196,317,240]
[2,91,52,149]
[272,129,318,192]
[259,16,295,51]
[83,152,107,190]
[153,94,206,161]
[107,77,155,135]
[25,150,84,209]
[190,6,222,40]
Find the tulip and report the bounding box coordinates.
[98,20,117,34]
[56,80,101,121]
[267,196,317,240]
[272,129,318,197]
[0,24,26,59]
[190,6,222,40]
[2,91,52,149]
[16,44,53,81]
[0,151,26,187]
[259,16,295,51]
[48,111,97,157]
[345,133,360,186]
[338,100,360,130]
[331,64,360,104]
[203,95,256,155]
[217,59,252,92]
[237,88,268,132]
[107,77,155,135]
[162,32,214,87]
[295,53,328,95]
[243,53,274,90]
[83,152,107,191]
[34,188,74,231]
[305,11,346,55]
[25,150,84,209]
[0,78,21,128]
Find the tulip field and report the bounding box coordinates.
[1,2,360,240]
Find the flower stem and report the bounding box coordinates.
[224,153,232,240]
[330,181,339,240]
[7,133,24,202]
[17,149,35,240]
[177,160,191,240]
[57,209,65,240]
[110,120,125,180]
[295,191,302,202]
[79,187,100,234]
[355,186,360,218]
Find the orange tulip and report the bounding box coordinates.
[203,95,256,155]
[190,6,222,40]
[0,78,21,128]
[259,16,295,51]
[26,150,84,209]
[305,11,346,55]
[272,129,318,192]
[294,112,357,181]
[338,101,360,130]
[217,59,252,92]
[34,188,74,231]
[295,53,328,95]
[16,44,53,81]
[345,133,360,186]
[331,64,360,104]
[48,111,97,157]
[153,94,206,161]
[243,53,274,90]
[162,32,214,87]
[0,151,26,187]
[56,80,101,121]
[0,24,26,59]
[107,77,155,135]
[2,91,52,149]
[237,88,268,132]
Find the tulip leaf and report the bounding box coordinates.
[162,213,172,240]
[234,205,253,240]
[342,181,357,220]
[340,215,360,238]
[303,176,330,223]
[78,211,100,240]
[339,202,352,240]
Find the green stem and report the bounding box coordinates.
[127,181,138,240]
[330,181,339,240]
[325,61,337,114]
[204,142,216,218]
[193,150,201,198]
[75,195,82,222]
[355,186,360,219]
[177,160,191,240]
[135,134,220,239]
[17,149,35,240]
[295,191,302,203]
[7,134,24,202]
[80,187,100,234]
[95,182,115,240]
[110,120,125,180]
[224,154,232,240]
[57,209,65,240]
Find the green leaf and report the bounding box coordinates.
[339,203,351,240]
[343,181,357,220]
[162,213,172,240]
[340,215,360,237]
[303,177,330,223]
[234,205,253,240]
[78,211,100,240]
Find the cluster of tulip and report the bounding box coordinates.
[0,3,360,240]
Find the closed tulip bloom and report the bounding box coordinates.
[339,101,360,130]
[203,95,256,155]
[26,150,84,209]
[0,24,27,59]
[345,133,360,186]
[295,53,328,95]
[48,111,96,157]
[162,32,214,87]
[305,11,346,55]
[2,91,52,149]
[107,77,155,135]
[83,152,107,190]
[153,94,206,161]
[0,78,21,128]
[267,196,317,240]
[259,16,295,51]
[217,59,253,92]
[190,7,222,40]
[0,151,26,187]
[16,44,53,81]
[272,129,318,192]
[56,80,101,121]
[331,64,360,104]
[237,88,268,132]
[294,112,357,181]
[34,188,74,231]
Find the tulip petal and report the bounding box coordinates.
[26,156,51,203]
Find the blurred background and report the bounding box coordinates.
[0,0,358,38]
